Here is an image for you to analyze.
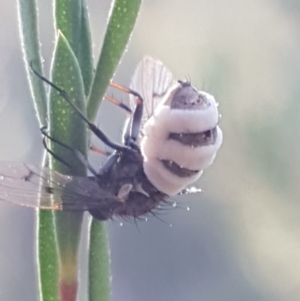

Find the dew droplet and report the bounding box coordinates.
[186,206,190,211]
[189,186,202,193]
[119,222,123,227]
[172,202,177,208]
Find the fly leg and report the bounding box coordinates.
[108,82,144,148]
[103,93,132,146]
[90,145,111,156]
[41,129,71,169]
[104,94,132,114]
[30,63,131,153]
[97,151,119,176]
[41,126,99,176]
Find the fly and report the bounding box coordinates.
[0,57,223,221]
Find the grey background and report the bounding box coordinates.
[0,0,300,300]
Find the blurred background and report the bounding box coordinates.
[0,0,300,300]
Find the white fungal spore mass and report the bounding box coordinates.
[130,56,223,196]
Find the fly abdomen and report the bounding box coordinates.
[169,127,217,147]
[141,81,223,196]
[161,160,199,177]
[158,126,223,171]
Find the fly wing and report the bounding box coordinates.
[129,56,175,128]
[0,162,117,211]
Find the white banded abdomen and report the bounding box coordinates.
[141,99,222,196]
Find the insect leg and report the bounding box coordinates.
[30,63,130,152]
[42,134,72,169]
[90,145,112,156]
[129,94,143,144]
[97,152,119,176]
[104,94,132,114]
[41,126,98,176]
[109,82,144,146]
[122,117,132,146]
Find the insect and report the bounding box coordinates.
[0,56,222,221]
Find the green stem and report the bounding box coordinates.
[17,1,58,301]
[88,220,111,301]
[49,32,87,301]
[87,0,142,121]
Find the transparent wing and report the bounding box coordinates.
[129,56,174,126]
[0,162,117,211]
